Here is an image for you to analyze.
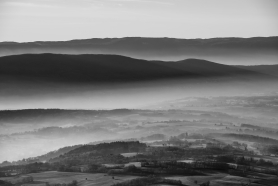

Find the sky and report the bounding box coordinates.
[0,0,277,42]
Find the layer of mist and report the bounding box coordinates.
[1,37,278,65]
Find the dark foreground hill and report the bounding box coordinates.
[1,37,278,65]
[0,54,274,84]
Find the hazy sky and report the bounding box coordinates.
[0,0,277,42]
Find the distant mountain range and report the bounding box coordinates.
[0,54,275,84]
[1,37,277,65]
[0,109,133,125]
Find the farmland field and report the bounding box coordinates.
[165,174,264,186]
[1,171,140,186]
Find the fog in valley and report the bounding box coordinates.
[1,88,278,162]
[1,0,278,185]
[0,52,278,163]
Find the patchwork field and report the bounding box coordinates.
[165,174,264,186]
[1,171,140,186]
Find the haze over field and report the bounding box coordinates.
[1,92,278,162]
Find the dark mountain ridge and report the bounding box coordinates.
[0,54,274,84]
[0,54,195,83]
[1,54,277,110]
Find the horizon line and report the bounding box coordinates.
[1,35,278,44]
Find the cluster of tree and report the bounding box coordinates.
[200,181,210,186]
[57,163,110,173]
[141,161,204,175]
[136,146,244,162]
[59,141,146,156]
[140,134,166,141]
[0,172,9,177]
[112,176,183,186]
[240,124,278,139]
[147,120,188,124]
[228,169,248,177]
[214,155,276,167]
[57,159,205,176]
[255,144,278,156]
[212,155,278,175]
[150,166,201,176]
[0,176,34,185]
[241,124,261,129]
[191,161,230,170]
[0,161,108,175]
[221,134,278,145]
[108,165,141,175]
[178,133,203,139]
[0,180,12,186]
[0,162,52,174]
[241,124,278,134]
[48,141,146,166]
[250,166,278,175]
[16,176,33,184]
[103,160,205,177]
[53,154,128,171]
[87,164,108,173]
